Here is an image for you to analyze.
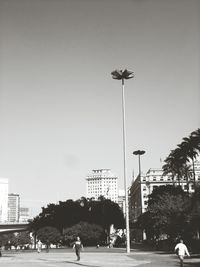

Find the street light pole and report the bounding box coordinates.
[111,69,134,254]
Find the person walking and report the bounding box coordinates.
[174,239,190,267]
[37,240,42,253]
[73,236,83,261]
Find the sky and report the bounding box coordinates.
[0,0,199,216]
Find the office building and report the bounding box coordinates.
[8,193,20,223]
[19,207,30,222]
[86,169,118,202]
[0,178,8,222]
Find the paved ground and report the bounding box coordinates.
[0,248,200,267]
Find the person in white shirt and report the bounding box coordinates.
[37,240,42,253]
[174,239,190,267]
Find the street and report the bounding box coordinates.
[0,248,200,267]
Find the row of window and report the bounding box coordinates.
[143,175,200,182]
[87,181,117,183]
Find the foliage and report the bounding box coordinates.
[30,197,125,239]
[114,234,126,247]
[37,226,62,245]
[0,232,31,249]
[63,221,104,246]
[189,186,200,237]
[15,232,32,248]
[137,185,190,240]
[0,233,13,248]
[162,128,200,187]
[89,197,125,234]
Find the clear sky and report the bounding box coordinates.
[0,0,199,216]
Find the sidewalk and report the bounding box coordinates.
[0,251,150,267]
[0,248,200,267]
[129,250,200,267]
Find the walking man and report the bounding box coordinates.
[73,236,83,261]
[37,240,42,253]
[174,239,190,267]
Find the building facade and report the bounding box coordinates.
[19,207,30,222]
[8,193,20,223]
[118,189,125,214]
[86,169,118,202]
[0,178,8,223]
[130,160,200,222]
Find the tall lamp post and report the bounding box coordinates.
[133,150,146,214]
[111,69,134,253]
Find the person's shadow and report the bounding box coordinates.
[65,261,100,267]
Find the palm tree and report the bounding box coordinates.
[163,153,177,183]
[179,136,199,188]
[163,148,186,185]
[190,128,200,153]
[179,163,192,193]
[163,129,200,190]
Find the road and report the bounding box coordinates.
[0,248,200,267]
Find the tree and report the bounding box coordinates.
[30,200,83,233]
[89,198,125,241]
[138,185,190,240]
[0,232,32,250]
[37,226,62,246]
[0,233,13,249]
[63,222,104,246]
[163,129,200,189]
[178,138,199,187]
[190,186,200,239]
[15,232,32,249]
[30,197,125,242]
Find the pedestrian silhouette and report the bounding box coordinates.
[73,236,83,261]
[37,240,42,253]
[175,239,190,267]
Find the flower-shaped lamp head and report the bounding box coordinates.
[133,150,146,156]
[111,69,134,80]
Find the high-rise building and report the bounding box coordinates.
[0,178,8,223]
[8,193,20,223]
[86,169,118,202]
[19,207,30,222]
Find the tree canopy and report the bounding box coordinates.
[63,222,104,246]
[37,226,62,245]
[29,196,125,239]
[137,185,190,240]
[162,128,200,187]
[0,232,32,249]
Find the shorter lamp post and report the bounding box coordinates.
[133,150,146,214]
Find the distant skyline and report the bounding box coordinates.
[0,0,199,216]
